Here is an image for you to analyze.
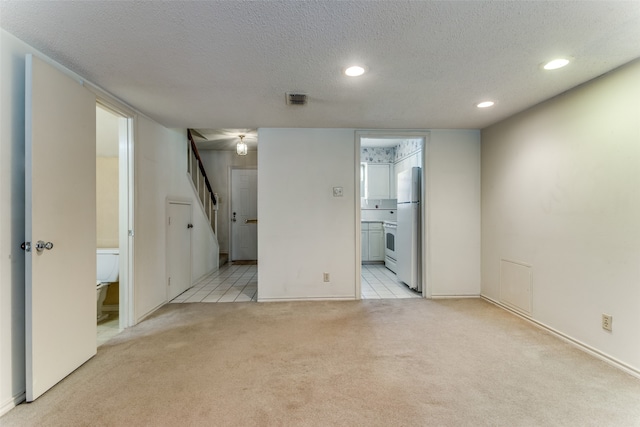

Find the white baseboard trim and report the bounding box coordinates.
[0,391,26,417]
[136,301,166,324]
[431,294,481,299]
[257,296,355,303]
[481,294,640,380]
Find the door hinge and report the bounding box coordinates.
[128,230,134,237]
[21,242,31,252]
[168,217,171,225]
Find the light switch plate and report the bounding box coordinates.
[333,187,343,197]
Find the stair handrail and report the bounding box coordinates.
[188,129,217,206]
[187,129,218,236]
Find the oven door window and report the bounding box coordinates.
[386,232,394,251]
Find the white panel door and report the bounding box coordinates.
[167,202,192,300]
[25,55,97,401]
[231,169,258,261]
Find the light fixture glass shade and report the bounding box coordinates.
[236,141,247,155]
[236,135,248,155]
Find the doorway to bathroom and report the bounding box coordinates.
[95,102,134,345]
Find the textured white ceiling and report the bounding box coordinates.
[2,1,639,136]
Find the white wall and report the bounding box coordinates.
[258,129,357,300]
[199,150,258,253]
[96,158,119,248]
[96,106,120,249]
[257,128,481,301]
[481,60,640,373]
[428,130,482,296]
[134,119,218,321]
[0,29,217,414]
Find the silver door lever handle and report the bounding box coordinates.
[35,240,54,252]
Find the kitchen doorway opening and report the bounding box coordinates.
[355,131,429,300]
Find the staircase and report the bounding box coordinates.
[218,252,229,267]
[187,129,218,237]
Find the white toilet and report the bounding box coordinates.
[96,248,119,322]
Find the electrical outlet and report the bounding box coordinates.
[602,314,613,331]
[323,272,330,282]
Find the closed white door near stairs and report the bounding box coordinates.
[231,168,258,261]
[25,55,97,401]
[167,202,192,300]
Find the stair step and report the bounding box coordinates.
[219,252,229,266]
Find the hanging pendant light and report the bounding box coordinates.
[236,134,248,156]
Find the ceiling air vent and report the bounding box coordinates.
[286,92,307,106]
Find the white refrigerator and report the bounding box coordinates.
[396,167,421,291]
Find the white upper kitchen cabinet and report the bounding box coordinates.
[367,164,391,199]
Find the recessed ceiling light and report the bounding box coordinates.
[543,58,570,70]
[345,65,366,77]
[476,101,495,108]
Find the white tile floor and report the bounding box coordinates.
[171,263,258,303]
[170,262,420,303]
[97,312,120,346]
[361,264,422,299]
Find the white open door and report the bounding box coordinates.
[25,55,97,401]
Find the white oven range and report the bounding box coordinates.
[383,221,397,273]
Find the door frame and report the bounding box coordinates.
[354,130,431,300]
[94,97,135,330]
[228,166,258,262]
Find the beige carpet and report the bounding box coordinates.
[3,299,640,426]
